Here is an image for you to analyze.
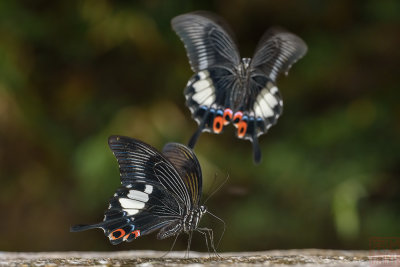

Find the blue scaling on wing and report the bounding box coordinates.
[71,136,209,247]
[172,11,307,163]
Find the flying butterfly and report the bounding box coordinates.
[172,12,307,163]
[71,136,217,251]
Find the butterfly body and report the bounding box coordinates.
[71,136,210,248]
[156,205,206,239]
[172,12,307,163]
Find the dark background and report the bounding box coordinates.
[0,0,399,252]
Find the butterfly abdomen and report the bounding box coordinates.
[157,221,182,240]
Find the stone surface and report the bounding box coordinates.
[0,249,399,266]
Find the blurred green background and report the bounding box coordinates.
[0,0,399,252]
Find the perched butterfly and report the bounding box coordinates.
[172,12,307,163]
[71,136,215,250]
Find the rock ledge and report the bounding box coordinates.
[1,249,399,266]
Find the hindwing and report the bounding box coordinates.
[162,143,203,207]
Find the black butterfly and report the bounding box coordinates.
[71,136,215,250]
[172,12,307,163]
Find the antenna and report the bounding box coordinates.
[203,173,230,205]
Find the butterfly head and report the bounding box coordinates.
[200,205,207,215]
[241,58,251,69]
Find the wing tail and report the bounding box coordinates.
[251,135,262,164]
[70,223,102,232]
[188,126,204,149]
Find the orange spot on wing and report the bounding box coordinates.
[213,116,224,133]
[223,108,233,125]
[123,229,141,241]
[132,230,141,238]
[237,120,247,138]
[233,111,243,126]
[109,228,126,240]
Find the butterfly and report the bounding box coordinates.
[172,11,307,163]
[71,136,215,251]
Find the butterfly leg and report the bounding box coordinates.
[161,233,180,258]
[196,228,211,256]
[198,227,220,258]
[208,228,220,258]
[185,231,194,258]
[205,210,226,250]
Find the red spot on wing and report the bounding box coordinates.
[233,111,243,125]
[109,228,126,240]
[123,229,141,241]
[213,116,224,133]
[132,230,141,238]
[237,120,247,138]
[223,108,233,125]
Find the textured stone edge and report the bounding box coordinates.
[0,249,399,266]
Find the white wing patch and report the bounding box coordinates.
[270,85,279,94]
[144,185,153,194]
[191,71,216,106]
[198,70,209,80]
[127,190,149,202]
[119,186,154,215]
[254,85,280,119]
[264,90,278,107]
[125,209,140,216]
[192,87,215,106]
[119,198,145,210]
[255,89,274,118]
[193,79,212,91]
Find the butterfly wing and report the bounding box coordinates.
[162,143,202,207]
[234,28,307,163]
[172,12,241,147]
[71,136,191,244]
[250,27,308,82]
[110,136,191,209]
[171,11,240,72]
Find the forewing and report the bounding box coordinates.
[250,27,307,82]
[172,12,240,72]
[162,143,202,207]
[109,135,191,209]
